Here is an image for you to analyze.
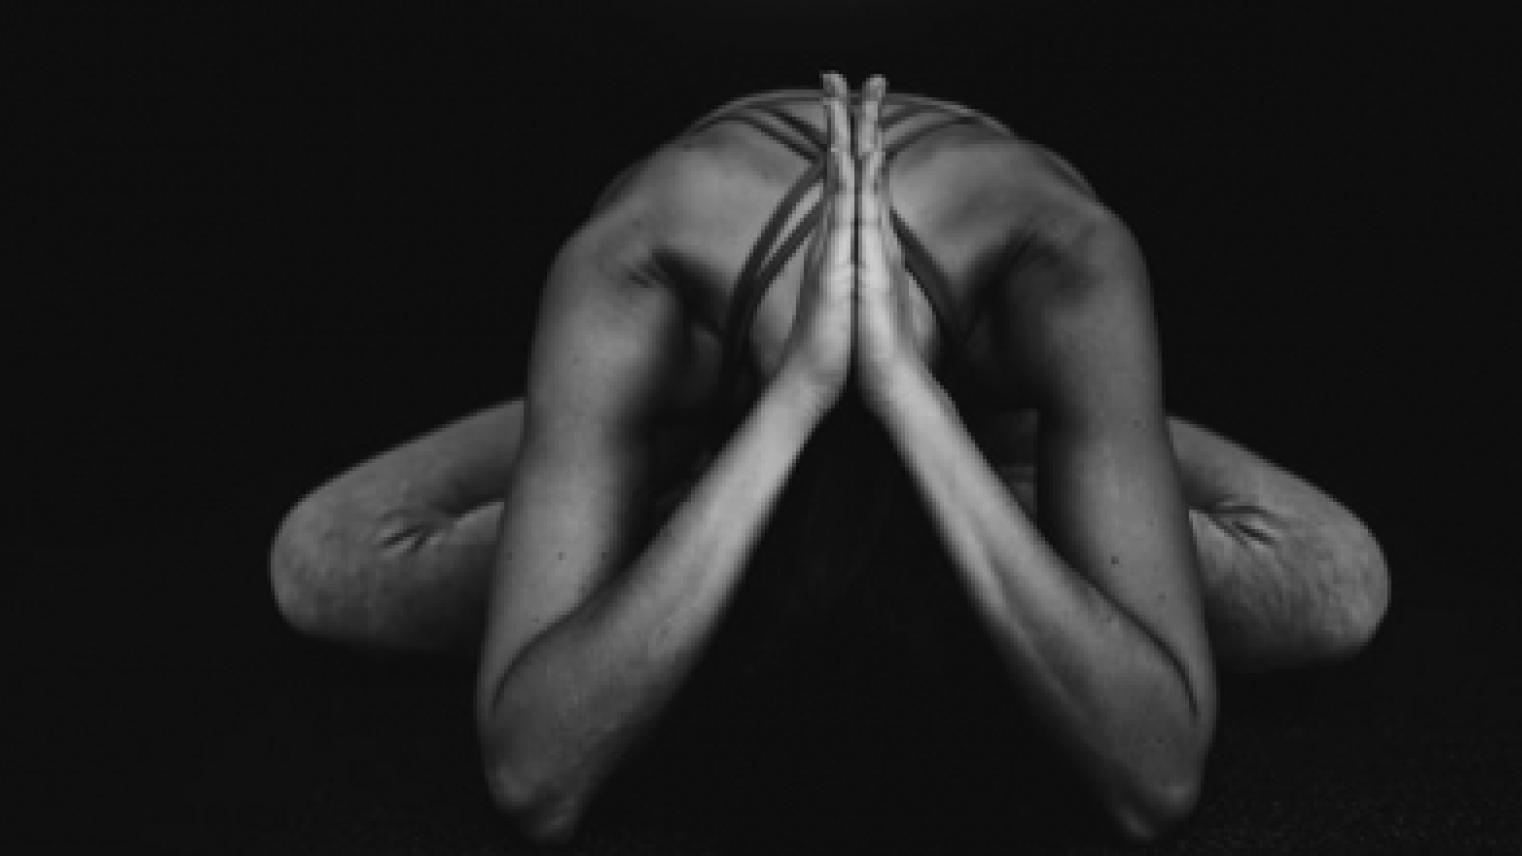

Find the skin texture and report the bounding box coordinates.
[268,75,1390,844]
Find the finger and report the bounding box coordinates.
[873,142,904,267]
[858,74,887,158]
[822,138,856,288]
[856,76,900,274]
[818,72,855,271]
[821,71,851,154]
[857,144,891,286]
[808,74,846,269]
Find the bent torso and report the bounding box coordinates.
[569,95,1104,807]
[580,89,1089,474]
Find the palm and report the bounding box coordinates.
[778,73,856,410]
[780,73,931,417]
[852,76,929,412]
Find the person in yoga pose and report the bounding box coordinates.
[268,74,1388,843]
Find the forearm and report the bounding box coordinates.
[875,369,1209,824]
[481,375,825,834]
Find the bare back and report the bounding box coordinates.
[578,90,1093,462]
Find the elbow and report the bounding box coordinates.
[1104,757,1204,844]
[477,688,587,845]
[1102,698,1214,844]
[481,749,586,845]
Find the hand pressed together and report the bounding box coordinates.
[850,74,936,415]
[778,72,933,418]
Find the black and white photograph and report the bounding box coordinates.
[10,3,1519,853]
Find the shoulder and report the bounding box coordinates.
[592,116,787,233]
[932,137,1153,403]
[534,139,762,421]
[892,131,1119,305]
[907,132,1102,231]
[894,125,1139,298]
[538,145,748,369]
[544,140,743,314]
[570,129,781,275]
[567,119,799,339]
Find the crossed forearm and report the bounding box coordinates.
[483,377,827,838]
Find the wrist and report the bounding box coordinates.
[766,365,837,431]
[864,358,948,427]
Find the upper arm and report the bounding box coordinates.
[994,189,1217,723]
[476,218,689,711]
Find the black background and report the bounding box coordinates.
[10,2,1519,852]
